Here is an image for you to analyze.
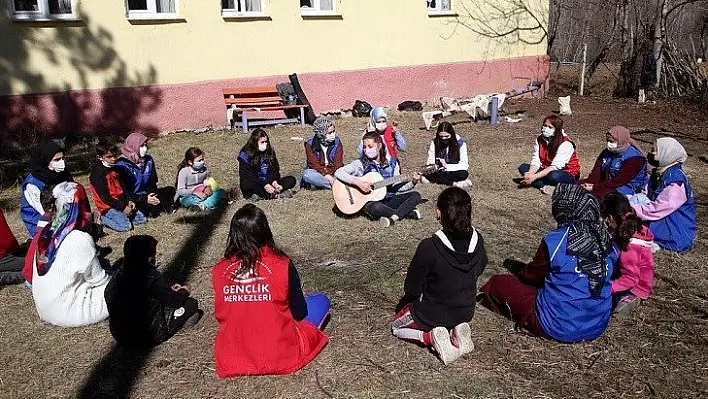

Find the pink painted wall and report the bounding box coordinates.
[0,55,549,137]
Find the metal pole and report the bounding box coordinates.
[579,43,587,96]
[491,97,499,126]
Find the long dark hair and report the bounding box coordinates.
[437,187,473,236]
[434,121,460,164]
[601,192,643,251]
[224,204,286,276]
[242,128,279,169]
[361,131,388,167]
[542,115,565,155]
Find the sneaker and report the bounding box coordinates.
[539,185,554,195]
[453,179,473,189]
[431,326,460,365]
[451,323,475,356]
[406,209,422,220]
[650,242,661,253]
[183,309,204,329]
[614,294,641,316]
[250,194,262,201]
[379,217,392,228]
[276,189,294,199]
[512,177,524,184]
[420,176,431,184]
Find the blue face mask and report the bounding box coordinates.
[193,160,205,170]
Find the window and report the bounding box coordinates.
[7,0,79,21]
[427,0,453,14]
[127,0,179,20]
[222,0,264,17]
[300,0,336,15]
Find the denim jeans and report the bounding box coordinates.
[301,169,332,190]
[179,188,226,209]
[101,209,147,232]
[518,163,577,188]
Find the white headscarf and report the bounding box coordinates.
[656,137,687,168]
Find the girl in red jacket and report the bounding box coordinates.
[212,204,330,377]
[602,192,655,315]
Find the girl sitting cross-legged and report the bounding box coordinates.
[392,187,487,365]
[175,147,226,210]
[421,122,472,189]
[301,117,344,190]
[239,128,297,200]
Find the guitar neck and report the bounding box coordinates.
[372,173,414,190]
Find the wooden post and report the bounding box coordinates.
[579,43,587,96]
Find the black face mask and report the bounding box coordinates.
[648,152,660,167]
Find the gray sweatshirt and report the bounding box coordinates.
[334,158,415,193]
[176,166,211,198]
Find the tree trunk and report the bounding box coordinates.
[653,0,668,89]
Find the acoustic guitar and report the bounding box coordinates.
[332,164,441,215]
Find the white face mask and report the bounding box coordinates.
[139,145,148,157]
[375,122,388,132]
[51,159,65,173]
[326,133,336,142]
[607,142,618,151]
[541,126,555,138]
[258,143,268,152]
[101,160,114,168]
[193,160,205,170]
[364,147,379,160]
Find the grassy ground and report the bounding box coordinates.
[0,96,706,399]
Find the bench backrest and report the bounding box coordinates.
[223,86,282,107]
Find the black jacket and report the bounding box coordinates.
[396,229,488,330]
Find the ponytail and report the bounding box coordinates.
[601,192,643,251]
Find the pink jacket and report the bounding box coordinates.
[611,226,655,299]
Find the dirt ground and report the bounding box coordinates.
[0,96,706,399]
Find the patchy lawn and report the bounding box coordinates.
[0,96,706,399]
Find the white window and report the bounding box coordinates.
[300,0,336,15]
[127,0,180,20]
[222,0,264,18]
[7,0,79,21]
[427,0,453,14]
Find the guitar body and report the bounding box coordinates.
[332,172,388,215]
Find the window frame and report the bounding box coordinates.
[300,0,337,16]
[6,0,80,21]
[426,0,455,16]
[126,0,181,21]
[221,0,266,19]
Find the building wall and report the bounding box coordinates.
[0,0,549,135]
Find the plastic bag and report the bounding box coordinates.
[397,101,423,111]
[558,96,572,116]
[352,100,373,117]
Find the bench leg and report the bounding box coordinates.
[242,112,248,134]
[226,107,233,129]
[300,107,305,127]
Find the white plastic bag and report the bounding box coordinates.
[558,96,572,115]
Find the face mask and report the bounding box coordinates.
[139,145,148,157]
[606,142,618,151]
[101,160,114,168]
[375,122,388,132]
[541,126,555,138]
[647,152,660,167]
[326,133,336,142]
[364,147,379,160]
[193,160,205,170]
[258,143,268,152]
[51,159,65,173]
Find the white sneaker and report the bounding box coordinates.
[539,185,554,195]
[452,323,474,356]
[407,209,422,220]
[431,326,461,365]
[379,217,392,227]
[453,179,473,189]
[420,176,431,184]
[650,242,661,253]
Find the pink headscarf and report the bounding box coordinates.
[608,125,641,153]
[121,133,148,165]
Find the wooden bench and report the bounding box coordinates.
[223,86,309,133]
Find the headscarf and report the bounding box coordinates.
[29,141,72,185]
[121,132,149,166]
[608,125,640,153]
[35,182,93,276]
[370,107,388,129]
[551,183,614,298]
[312,117,334,144]
[655,137,687,172]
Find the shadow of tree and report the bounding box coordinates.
[0,5,163,185]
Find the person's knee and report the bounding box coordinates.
[409,191,422,203]
[519,163,531,175]
[546,170,573,185]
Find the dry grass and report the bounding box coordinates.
[0,96,707,399]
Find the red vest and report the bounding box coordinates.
[0,210,19,260]
[538,135,581,177]
[382,126,398,158]
[212,247,328,377]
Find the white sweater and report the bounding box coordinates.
[32,230,110,327]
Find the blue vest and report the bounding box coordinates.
[116,156,154,196]
[536,226,618,342]
[239,151,269,182]
[600,145,648,195]
[363,157,398,198]
[647,164,696,252]
[20,174,46,237]
[440,138,465,164]
[304,137,340,169]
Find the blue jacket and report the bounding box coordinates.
[238,151,270,182]
[647,164,696,252]
[304,137,341,169]
[536,226,618,342]
[20,174,46,237]
[115,156,156,197]
[362,157,400,198]
[600,145,648,195]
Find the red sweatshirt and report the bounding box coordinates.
[0,210,20,259]
[611,226,655,299]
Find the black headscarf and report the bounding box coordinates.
[29,142,72,185]
[551,183,614,298]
